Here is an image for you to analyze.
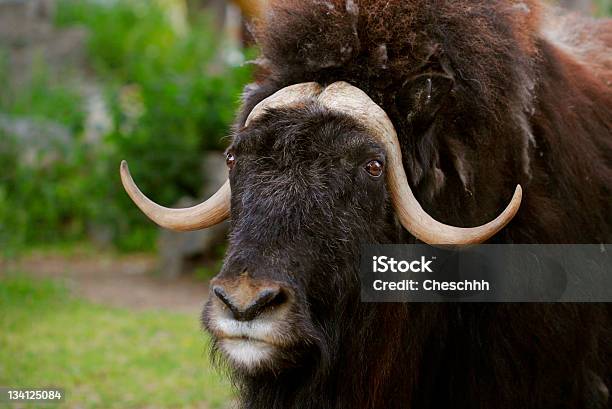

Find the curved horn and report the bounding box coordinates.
[245,82,323,126]
[120,80,522,243]
[120,161,230,231]
[318,81,522,245]
[119,84,321,232]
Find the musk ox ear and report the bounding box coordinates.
[396,74,454,134]
[396,72,453,194]
[402,125,447,201]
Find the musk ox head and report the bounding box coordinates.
[117,0,550,377]
[120,82,521,374]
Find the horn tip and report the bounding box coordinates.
[120,160,132,179]
[514,184,523,201]
[506,184,523,220]
[119,161,136,193]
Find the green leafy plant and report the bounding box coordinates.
[0,58,88,254]
[56,0,252,251]
[0,0,252,254]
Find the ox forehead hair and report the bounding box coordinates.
[231,104,375,159]
[242,82,396,146]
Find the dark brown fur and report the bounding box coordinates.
[245,0,612,244]
[206,1,612,408]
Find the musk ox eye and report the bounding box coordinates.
[226,152,236,169]
[365,160,384,177]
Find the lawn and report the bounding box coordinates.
[0,275,233,408]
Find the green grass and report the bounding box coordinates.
[0,276,233,408]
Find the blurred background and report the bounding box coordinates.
[0,0,609,407]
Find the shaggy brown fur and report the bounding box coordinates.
[242,0,612,243]
[206,1,612,408]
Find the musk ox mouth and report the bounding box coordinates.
[218,337,277,369]
[210,317,286,347]
[224,335,268,342]
[204,290,300,370]
[211,322,289,370]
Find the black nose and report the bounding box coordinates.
[213,284,286,321]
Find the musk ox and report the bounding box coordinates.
[120,0,612,408]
